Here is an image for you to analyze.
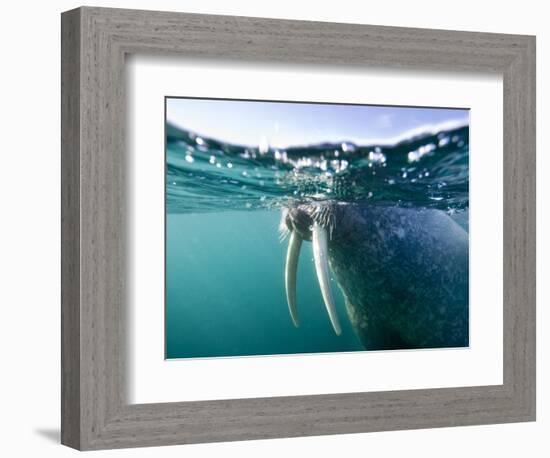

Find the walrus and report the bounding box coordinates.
[282,203,469,350]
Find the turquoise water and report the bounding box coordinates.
[165,121,469,359]
[166,211,363,359]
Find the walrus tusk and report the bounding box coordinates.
[285,230,302,327]
[312,223,342,336]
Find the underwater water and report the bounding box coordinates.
[165,120,469,359]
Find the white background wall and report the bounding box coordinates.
[0,0,546,456]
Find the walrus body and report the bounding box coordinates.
[283,203,469,350]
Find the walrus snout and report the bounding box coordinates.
[285,207,314,241]
[285,202,341,240]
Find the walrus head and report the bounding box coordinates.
[280,203,342,336]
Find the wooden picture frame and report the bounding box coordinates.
[61,6,536,450]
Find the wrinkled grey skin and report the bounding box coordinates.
[285,203,469,350]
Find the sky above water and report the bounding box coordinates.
[166,97,469,149]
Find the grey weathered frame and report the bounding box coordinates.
[61,6,536,451]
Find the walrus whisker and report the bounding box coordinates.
[278,208,290,242]
[285,230,302,327]
[312,223,342,336]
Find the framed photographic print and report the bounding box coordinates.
[61,6,536,450]
[164,97,470,359]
